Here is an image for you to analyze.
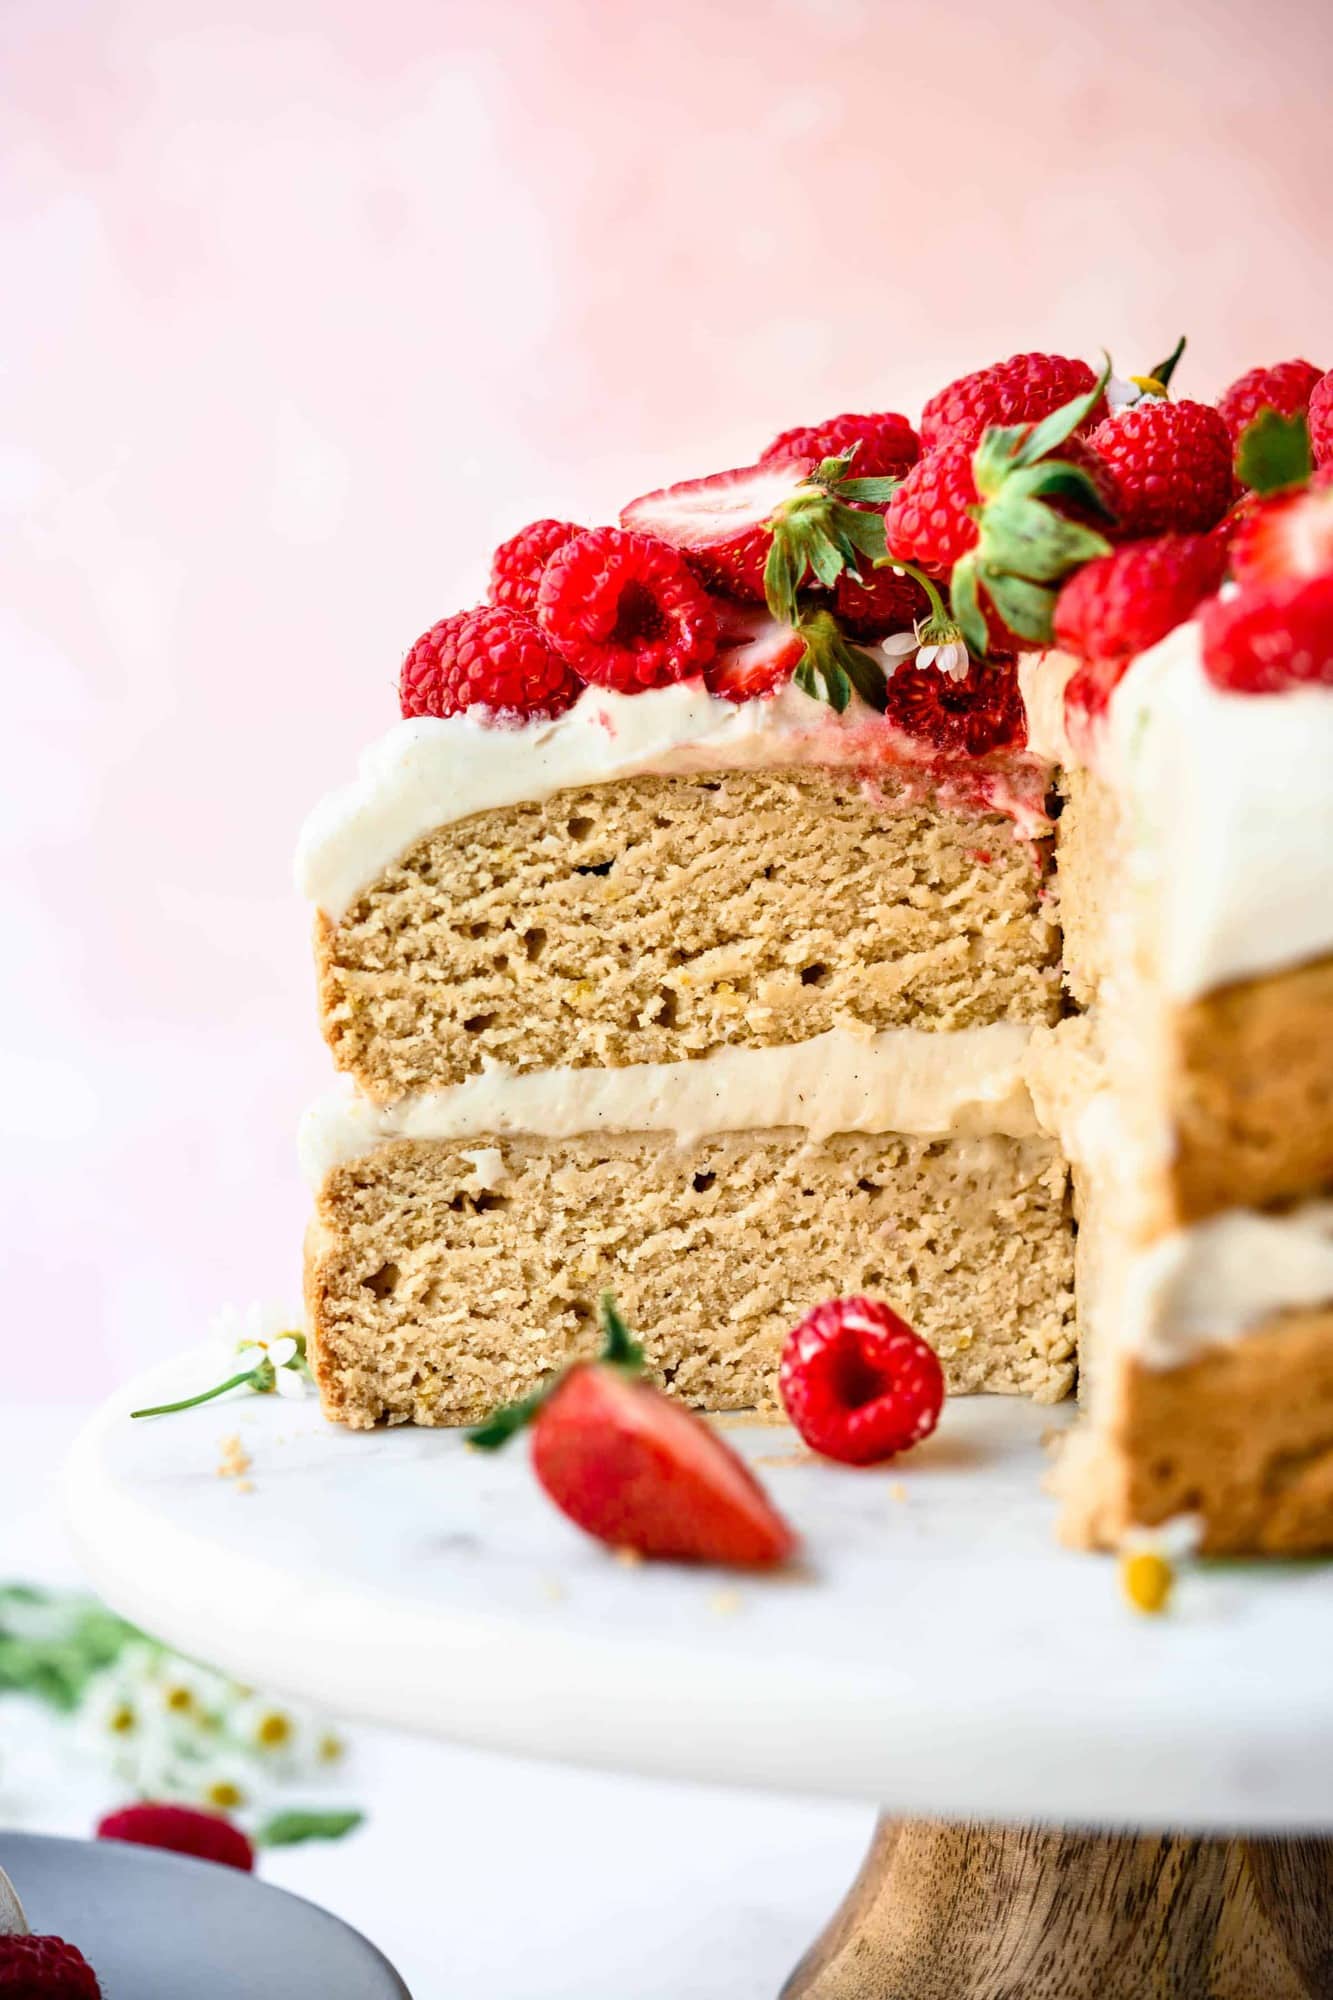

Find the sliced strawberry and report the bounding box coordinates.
[621,458,817,600]
[470,1294,797,1569]
[1230,478,1333,588]
[531,1364,796,1568]
[703,599,806,702]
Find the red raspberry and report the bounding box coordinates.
[1216,359,1324,445]
[488,518,584,614]
[883,657,1026,757]
[779,1296,945,1465]
[760,411,920,480]
[400,605,581,721]
[537,528,717,692]
[832,560,928,642]
[1310,370,1333,468]
[1087,399,1233,536]
[1052,533,1226,664]
[883,440,980,577]
[920,352,1103,452]
[97,1801,256,1872]
[0,1937,102,1998]
[1200,574,1333,693]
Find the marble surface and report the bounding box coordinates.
[3,1402,871,2000]
[66,1358,1333,1831]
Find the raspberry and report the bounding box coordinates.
[399,605,582,721]
[1200,574,1333,693]
[97,1801,256,1872]
[0,1936,102,1998]
[1087,399,1233,536]
[882,440,980,577]
[920,352,1103,452]
[883,657,1026,757]
[537,528,717,692]
[760,411,920,480]
[488,518,584,614]
[1310,370,1333,468]
[1216,360,1324,445]
[1052,533,1226,663]
[832,560,928,642]
[779,1296,945,1465]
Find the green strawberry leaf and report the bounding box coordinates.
[836,475,901,503]
[256,1809,365,1848]
[1147,334,1187,390]
[1235,408,1314,495]
[949,555,988,657]
[981,570,1057,644]
[598,1293,645,1371]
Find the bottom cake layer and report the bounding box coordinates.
[306,1129,1076,1428]
[1056,1306,1333,1554]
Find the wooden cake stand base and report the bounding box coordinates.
[785,1817,1333,1999]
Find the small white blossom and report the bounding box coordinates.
[880,631,920,671]
[917,639,970,682]
[1105,372,1143,413]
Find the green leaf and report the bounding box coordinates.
[981,494,1112,583]
[808,537,847,589]
[981,570,1056,644]
[838,507,888,560]
[835,475,901,503]
[837,642,888,713]
[1012,353,1112,469]
[467,1386,551,1451]
[1148,334,1186,390]
[793,655,822,704]
[1235,408,1314,495]
[256,1809,366,1848]
[972,424,1031,497]
[950,556,988,657]
[820,662,852,713]
[763,533,802,625]
[1022,459,1114,518]
[597,1294,645,1371]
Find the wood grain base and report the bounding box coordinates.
[782,1817,1333,1999]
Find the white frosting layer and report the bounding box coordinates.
[1102,619,1333,1001]
[1121,1204,1333,1369]
[298,1022,1039,1182]
[295,677,1049,919]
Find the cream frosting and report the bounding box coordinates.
[294,676,1050,919]
[1120,1203,1333,1369]
[298,1021,1039,1182]
[1100,619,1333,1002]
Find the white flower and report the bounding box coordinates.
[1105,372,1143,413]
[209,1301,311,1399]
[231,1693,310,1770]
[917,639,970,682]
[880,631,920,674]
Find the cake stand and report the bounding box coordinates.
[65,1351,1333,1999]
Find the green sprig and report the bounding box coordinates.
[469,1293,644,1451]
[761,450,900,627]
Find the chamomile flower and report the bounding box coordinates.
[132,1303,311,1419]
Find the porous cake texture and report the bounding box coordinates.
[306,1130,1075,1428]
[316,769,1059,1103]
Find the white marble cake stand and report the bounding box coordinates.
[66,1350,1333,1998]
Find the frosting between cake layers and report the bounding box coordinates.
[1119,1203,1333,1369]
[295,677,1051,919]
[1096,619,1333,1002]
[298,1020,1040,1180]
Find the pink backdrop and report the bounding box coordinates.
[4,0,1331,1397]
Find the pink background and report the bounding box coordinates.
[4,0,1331,1398]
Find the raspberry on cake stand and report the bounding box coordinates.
[66,1355,1333,1999]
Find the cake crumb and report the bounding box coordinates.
[217,1434,251,1482]
[234,1478,255,1495]
[708,1588,743,1617]
[613,1545,644,1568]
[755,1448,821,1468]
[539,1576,566,1603]
[889,1481,908,1503]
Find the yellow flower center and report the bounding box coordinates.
[206,1780,245,1810]
[108,1703,137,1735]
[256,1711,292,1748]
[1120,1548,1174,1615]
[164,1686,194,1713]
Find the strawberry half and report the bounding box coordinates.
[1230,479,1333,588]
[703,600,806,702]
[470,1296,796,1569]
[621,459,816,600]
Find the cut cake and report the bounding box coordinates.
[294,356,1333,1553]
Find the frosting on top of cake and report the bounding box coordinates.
[1102,618,1333,1002]
[295,676,1051,919]
[298,1020,1039,1179]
